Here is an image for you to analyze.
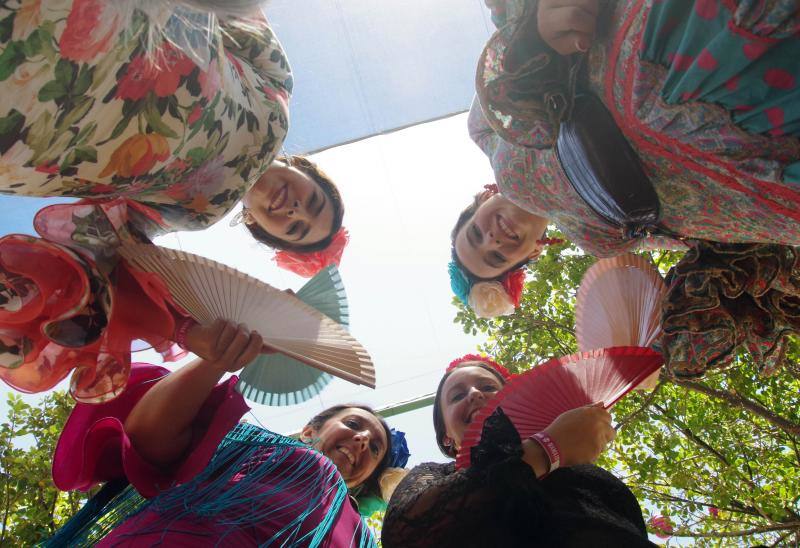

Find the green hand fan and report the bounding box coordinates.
[235,265,348,405]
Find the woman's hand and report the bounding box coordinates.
[185,319,263,372]
[537,0,599,55]
[543,402,615,466]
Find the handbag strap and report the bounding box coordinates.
[556,92,664,240]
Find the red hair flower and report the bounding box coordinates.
[447,353,513,381]
[273,228,349,278]
[501,268,525,307]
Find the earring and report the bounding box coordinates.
[229,209,246,227]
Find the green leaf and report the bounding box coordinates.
[20,29,43,58]
[73,121,97,146]
[0,41,26,81]
[72,64,94,96]
[0,12,15,44]
[143,98,178,139]
[0,109,25,153]
[56,95,93,132]
[186,147,207,165]
[54,58,76,86]
[37,79,67,102]
[103,114,133,144]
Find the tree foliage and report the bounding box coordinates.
[453,239,800,546]
[0,391,88,545]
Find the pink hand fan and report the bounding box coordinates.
[119,243,375,388]
[455,346,663,470]
[575,253,666,350]
[576,254,666,390]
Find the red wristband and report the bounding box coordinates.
[530,432,561,478]
[174,317,197,350]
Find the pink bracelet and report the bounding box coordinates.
[174,317,198,350]
[530,432,561,478]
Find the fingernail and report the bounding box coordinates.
[575,38,589,53]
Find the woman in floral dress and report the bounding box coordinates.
[0,0,346,401]
[449,0,800,378]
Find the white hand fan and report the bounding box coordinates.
[119,244,375,388]
[236,265,349,406]
[575,254,667,389]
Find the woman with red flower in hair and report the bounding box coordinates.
[0,0,348,402]
[383,354,654,547]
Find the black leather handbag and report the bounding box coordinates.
[556,92,664,240]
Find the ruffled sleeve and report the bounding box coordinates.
[52,363,249,498]
[383,409,551,547]
[383,409,652,547]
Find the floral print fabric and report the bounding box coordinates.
[0,0,291,234]
[661,240,800,378]
[472,0,800,257]
[0,1,292,401]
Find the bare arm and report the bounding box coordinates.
[124,320,262,468]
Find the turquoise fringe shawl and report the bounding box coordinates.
[46,423,377,547]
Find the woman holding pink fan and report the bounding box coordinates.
[383,354,655,547]
[0,0,349,402]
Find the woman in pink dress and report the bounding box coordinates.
[50,321,393,547]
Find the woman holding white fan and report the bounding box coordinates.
[48,320,406,546]
[0,0,349,402]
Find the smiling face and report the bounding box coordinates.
[453,194,549,279]
[440,364,505,452]
[301,407,389,489]
[243,163,336,247]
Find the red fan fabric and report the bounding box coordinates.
[455,347,663,470]
[273,228,349,278]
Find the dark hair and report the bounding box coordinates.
[449,191,542,283]
[306,404,393,498]
[432,362,508,458]
[244,156,345,252]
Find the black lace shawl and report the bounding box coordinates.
[383,409,654,547]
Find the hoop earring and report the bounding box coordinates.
[229,208,248,227]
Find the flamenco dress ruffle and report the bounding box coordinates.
[50,364,374,547]
[0,199,185,403]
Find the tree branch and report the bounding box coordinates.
[615,381,663,432]
[672,521,799,539]
[652,403,731,466]
[673,378,800,434]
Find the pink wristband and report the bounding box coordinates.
[174,317,197,350]
[530,432,561,477]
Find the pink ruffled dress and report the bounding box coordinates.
[52,363,376,547]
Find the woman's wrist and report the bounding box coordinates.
[529,431,561,478]
[521,438,551,479]
[174,317,198,350]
